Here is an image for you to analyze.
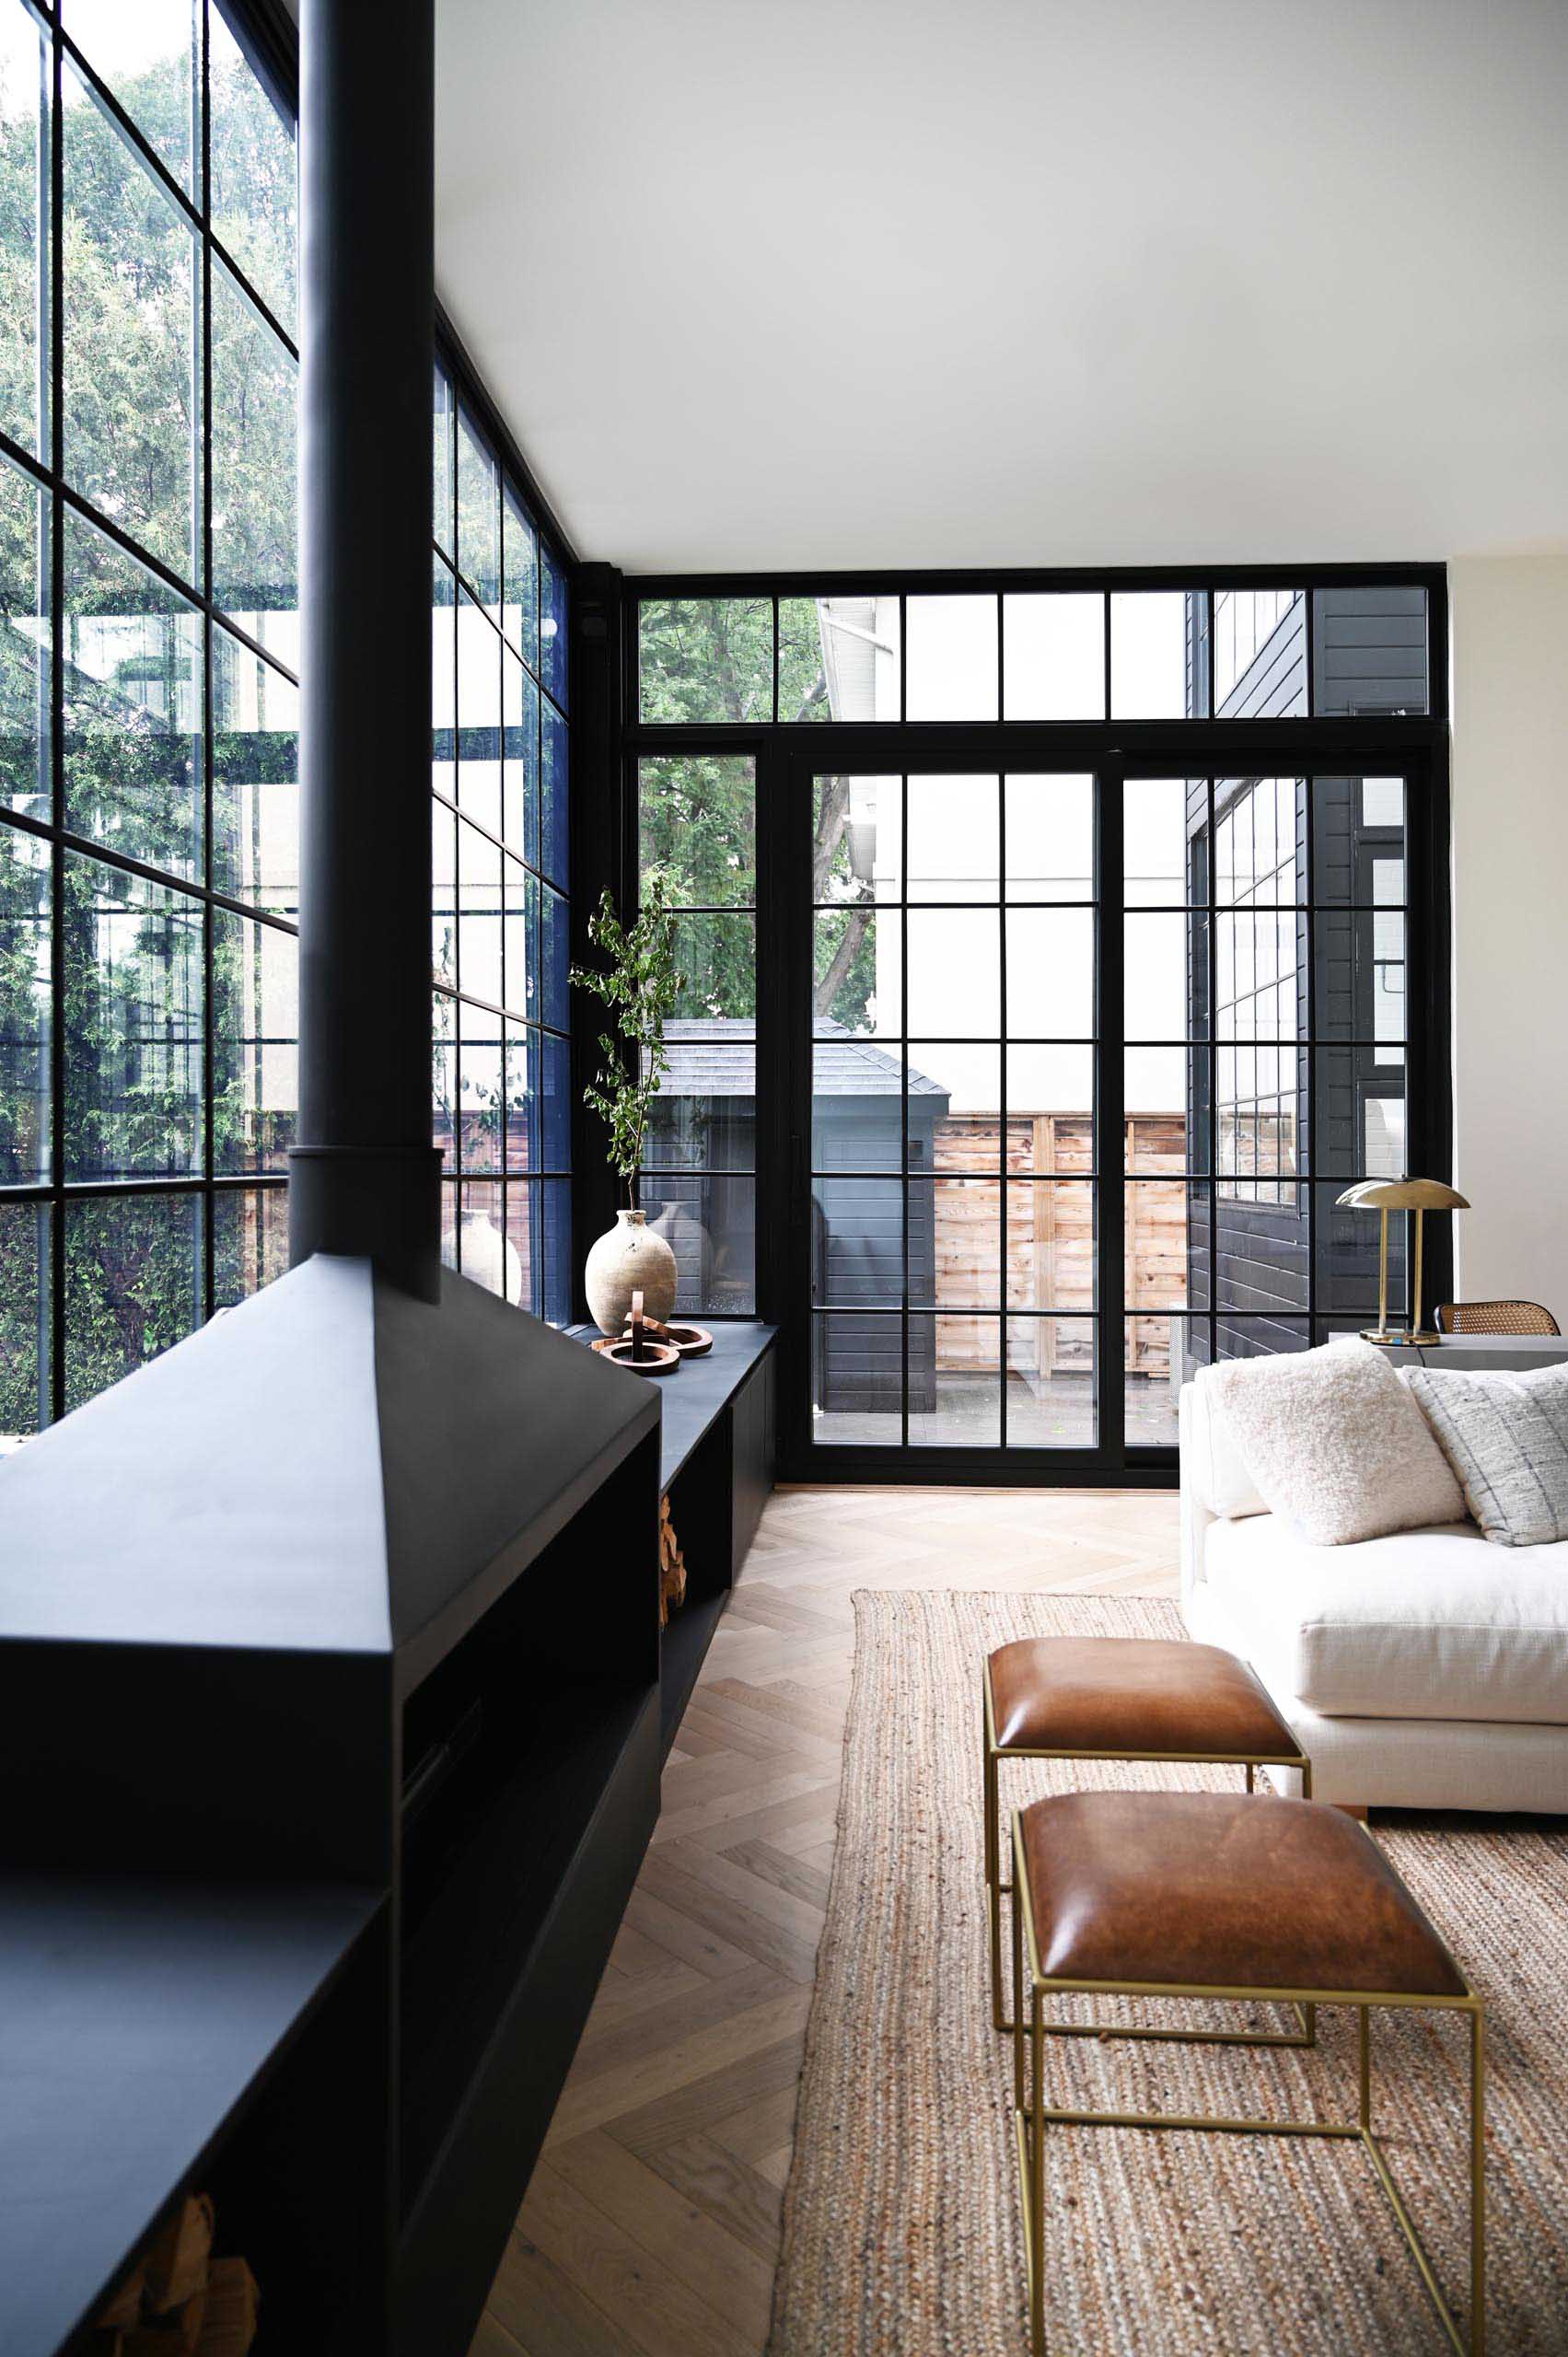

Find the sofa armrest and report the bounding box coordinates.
[1179,1382,1217,1609]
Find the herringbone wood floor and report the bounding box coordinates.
[473,1483,1180,2357]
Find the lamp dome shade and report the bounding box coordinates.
[1334,1178,1470,1212]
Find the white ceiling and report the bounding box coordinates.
[434,0,1568,573]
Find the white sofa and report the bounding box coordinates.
[1179,1369,1568,1812]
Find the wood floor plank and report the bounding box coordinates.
[473,1482,1179,2357]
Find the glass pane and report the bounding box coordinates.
[440,1178,458,1272]
[653,1029,754,1171]
[0,455,49,824]
[432,990,455,1167]
[1124,1315,1188,1445]
[1003,1180,1095,1312]
[1214,1315,1310,1366]
[1217,1044,1303,1186]
[505,1176,538,1312]
[1215,913,1306,1039]
[540,543,568,713]
[1005,908,1093,1039]
[1311,775,1405,903]
[432,366,454,557]
[1003,594,1104,720]
[456,591,502,838]
[0,819,50,1183]
[812,1037,903,1174]
[64,854,203,1178]
[812,773,900,906]
[64,1190,201,1412]
[1311,587,1428,716]
[501,854,534,1019]
[1314,1047,1406,1178]
[1213,1183,1307,1314]
[1214,776,1304,906]
[1213,588,1305,715]
[1005,1058,1094,1167]
[640,755,756,907]
[906,773,997,901]
[0,0,48,459]
[542,1176,572,1321]
[457,819,502,1007]
[1124,778,1197,906]
[907,908,997,1036]
[539,1029,571,1168]
[212,627,297,916]
[210,261,296,629]
[459,1178,506,1296]
[779,595,900,723]
[908,1314,999,1446]
[639,597,770,724]
[813,908,890,1038]
[811,1312,901,1446]
[501,646,538,865]
[910,1175,997,1308]
[63,0,199,197]
[212,908,296,1174]
[811,1178,900,1305]
[1126,1178,1194,1311]
[1124,910,1209,1041]
[431,799,456,987]
[431,558,455,805]
[504,1021,535,1173]
[1127,1051,1202,1169]
[641,1176,754,1315]
[64,65,199,583]
[905,594,997,722]
[1005,774,1093,900]
[209,0,296,336]
[540,695,568,888]
[540,883,568,1031]
[670,911,754,1023]
[62,505,202,877]
[1009,1317,1096,1446]
[458,1006,503,1177]
[1316,911,1405,1044]
[907,1040,996,1170]
[1110,591,1202,719]
[456,406,499,616]
[0,1197,50,1435]
[212,1184,288,1308]
[502,482,538,670]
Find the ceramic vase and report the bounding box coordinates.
[584,1206,678,1334]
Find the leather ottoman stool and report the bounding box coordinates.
[1008,1790,1484,2356]
[983,1635,1309,2033]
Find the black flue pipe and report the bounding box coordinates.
[289,0,441,1297]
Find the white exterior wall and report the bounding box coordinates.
[1448,556,1568,1318]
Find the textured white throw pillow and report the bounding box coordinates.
[1206,1341,1467,1546]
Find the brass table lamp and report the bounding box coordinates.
[1335,1178,1469,1344]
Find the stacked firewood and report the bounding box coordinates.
[658,1492,687,1627]
[88,2196,258,2355]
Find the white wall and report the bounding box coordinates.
[1449,557,1568,1315]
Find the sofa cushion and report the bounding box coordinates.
[1205,1341,1466,1545]
[1202,1510,1568,1724]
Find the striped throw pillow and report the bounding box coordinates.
[1407,1363,1568,1547]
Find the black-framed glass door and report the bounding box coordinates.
[779,740,1445,1481]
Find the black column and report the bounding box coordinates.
[289,0,441,1297]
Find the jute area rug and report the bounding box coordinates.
[768,1590,1568,2356]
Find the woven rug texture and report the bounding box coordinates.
[767,1589,1568,2356]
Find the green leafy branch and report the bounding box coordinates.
[569,877,683,1204]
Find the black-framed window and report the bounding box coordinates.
[431,363,571,1322]
[0,0,299,1438]
[623,568,1447,1477]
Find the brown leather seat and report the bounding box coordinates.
[1017,1790,1467,1997]
[988,1635,1297,1759]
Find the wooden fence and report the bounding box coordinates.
[932,1112,1188,1378]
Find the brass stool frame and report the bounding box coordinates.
[983,1657,1314,2041]
[1009,1814,1485,2357]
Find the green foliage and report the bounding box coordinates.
[570,880,684,1202]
